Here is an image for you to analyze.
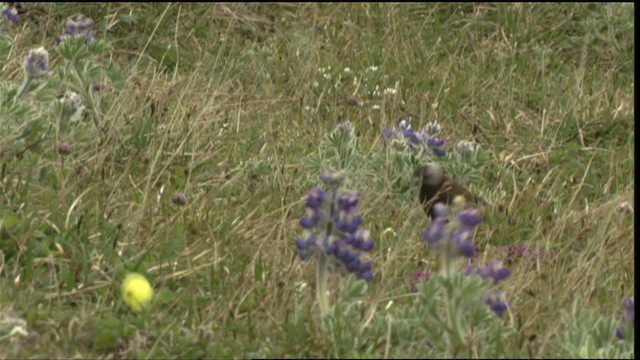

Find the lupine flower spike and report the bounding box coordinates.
[295,170,374,316]
[17,47,50,98]
[422,198,511,318]
[55,15,96,45]
[383,118,446,157]
[422,196,480,273]
[1,5,19,26]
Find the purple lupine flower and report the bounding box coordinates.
[24,47,49,79]
[454,237,476,258]
[295,174,375,281]
[433,147,446,157]
[425,137,446,157]
[422,202,479,260]
[55,15,96,45]
[465,261,511,285]
[382,128,392,141]
[403,128,421,145]
[422,218,446,246]
[296,235,317,261]
[306,187,326,208]
[382,118,447,157]
[300,188,327,229]
[484,291,508,317]
[458,209,482,228]
[1,6,19,25]
[432,203,449,218]
[616,297,634,340]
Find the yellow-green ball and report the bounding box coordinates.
[121,273,153,312]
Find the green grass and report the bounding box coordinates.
[0,3,634,358]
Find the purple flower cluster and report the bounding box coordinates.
[92,83,106,92]
[1,6,18,26]
[55,15,96,45]
[484,291,508,317]
[382,118,446,157]
[419,201,511,317]
[409,268,433,292]
[616,297,634,340]
[57,141,72,155]
[295,178,375,281]
[335,121,354,135]
[422,207,481,260]
[24,47,49,79]
[493,244,557,267]
[465,261,511,285]
[172,192,187,206]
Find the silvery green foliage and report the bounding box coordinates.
[320,121,360,170]
[53,31,122,135]
[319,275,381,358]
[383,137,423,192]
[386,272,512,358]
[302,121,363,190]
[323,269,513,358]
[559,298,634,358]
[371,118,447,205]
[444,139,487,184]
[1,15,124,159]
[57,91,85,126]
[326,121,359,170]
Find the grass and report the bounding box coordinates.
[0,2,634,358]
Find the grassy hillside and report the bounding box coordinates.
[0,3,634,358]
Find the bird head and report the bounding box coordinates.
[414,162,445,188]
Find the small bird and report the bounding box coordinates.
[414,163,486,217]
